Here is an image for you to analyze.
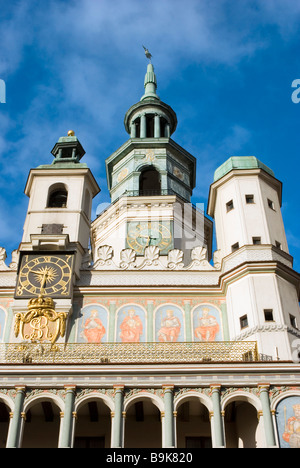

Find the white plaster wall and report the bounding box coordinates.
[258,178,288,252]
[277,276,300,328]
[213,178,245,257]
[226,276,255,338]
[226,274,295,360]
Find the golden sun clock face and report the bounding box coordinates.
[15,253,74,299]
[126,221,173,255]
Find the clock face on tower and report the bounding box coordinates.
[126,221,173,255]
[15,253,74,299]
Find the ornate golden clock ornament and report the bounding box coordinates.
[14,294,67,344]
[15,253,74,299]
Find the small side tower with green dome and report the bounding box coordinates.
[208,154,287,259]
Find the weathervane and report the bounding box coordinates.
[143,45,152,63]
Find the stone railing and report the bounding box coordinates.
[0,341,259,364]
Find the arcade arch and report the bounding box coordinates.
[124,393,163,448]
[174,393,212,448]
[0,397,11,448]
[21,393,63,448]
[222,393,263,448]
[73,393,113,448]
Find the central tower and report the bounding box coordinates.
[106,62,195,204]
[91,60,213,265]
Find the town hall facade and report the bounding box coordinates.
[0,62,300,449]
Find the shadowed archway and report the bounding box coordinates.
[139,166,161,196]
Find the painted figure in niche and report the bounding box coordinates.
[282,404,300,448]
[158,309,181,342]
[120,308,143,342]
[194,307,219,342]
[82,309,106,343]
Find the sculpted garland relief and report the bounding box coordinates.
[87,244,216,271]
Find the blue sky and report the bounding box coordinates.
[0,0,299,270]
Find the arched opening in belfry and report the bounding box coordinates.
[133,117,140,138]
[47,183,68,208]
[146,114,155,138]
[139,166,161,196]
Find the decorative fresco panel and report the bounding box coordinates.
[76,300,226,344]
[116,305,146,342]
[78,305,108,343]
[276,396,300,448]
[155,305,184,342]
[192,304,222,342]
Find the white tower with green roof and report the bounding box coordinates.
[20,131,100,277]
[208,156,300,360]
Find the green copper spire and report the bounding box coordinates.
[123,52,177,138]
[140,63,159,101]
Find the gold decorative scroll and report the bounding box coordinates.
[14,295,67,344]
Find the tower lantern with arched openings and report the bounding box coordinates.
[105,60,196,204]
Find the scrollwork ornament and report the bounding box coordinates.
[167,249,184,270]
[96,245,114,265]
[119,249,137,269]
[144,245,160,263]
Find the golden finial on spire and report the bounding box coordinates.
[68,130,75,136]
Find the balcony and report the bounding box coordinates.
[124,189,174,197]
[0,341,260,365]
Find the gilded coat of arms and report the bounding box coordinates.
[14,295,67,344]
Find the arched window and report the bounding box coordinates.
[47,184,68,208]
[139,167,161,196]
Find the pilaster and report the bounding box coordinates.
[112,385,124,448]
[210,385,225,448]
[162,385,175,448]
[59,385,76,448]
[258,384,277,447]
[6,386,26,448]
